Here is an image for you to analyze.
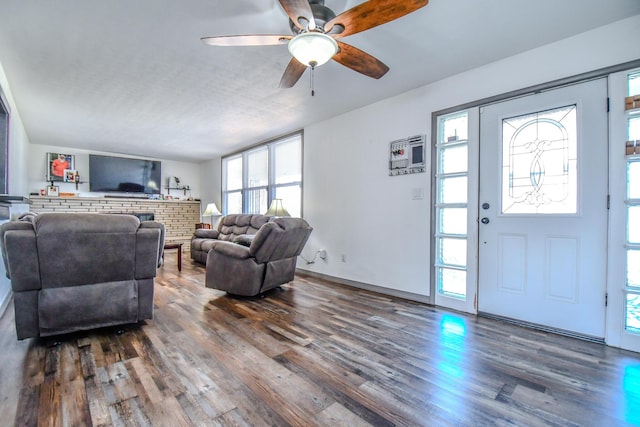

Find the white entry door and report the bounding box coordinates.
[478,78,608,338]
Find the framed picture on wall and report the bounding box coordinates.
[64,169,77,183]
[46,152,75,182]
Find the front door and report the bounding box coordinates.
[478,78,608,338]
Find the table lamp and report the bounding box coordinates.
[265,199,290,217]
[202,202,222,228]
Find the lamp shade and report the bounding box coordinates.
[288,32,338,67]
[202,203,221,217]
[265,199,290,217]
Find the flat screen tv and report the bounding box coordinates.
[89,154,161,195]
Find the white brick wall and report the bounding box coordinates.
[29,196,201,252]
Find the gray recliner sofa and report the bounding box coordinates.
[191,214,272,264]
[0,212,164,340]
[205,217,312,296]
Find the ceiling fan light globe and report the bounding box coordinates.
[288,32,338,67]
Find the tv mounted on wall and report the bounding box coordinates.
[89,154,161,195]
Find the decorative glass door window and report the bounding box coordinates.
[435,112,469,298]
[501,105,577,214]
[625,71,640,333]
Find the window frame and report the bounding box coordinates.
[222,131,303,217]
[0,84,9,194]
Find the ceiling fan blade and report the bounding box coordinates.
[278,0,317,31]
[279,58,307,88]
[325,0,428,38]
[333,42,389,79]
[201,34,291,46]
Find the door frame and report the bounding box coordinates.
[430,60,640,348]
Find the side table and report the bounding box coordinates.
[163,242,183,271]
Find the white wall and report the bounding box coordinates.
[198,156,222,222]
[27,143,203,200]
[299,15,640,298]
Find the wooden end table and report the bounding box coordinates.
[163,242,183,271]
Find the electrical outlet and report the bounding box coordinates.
[319,249,327,260]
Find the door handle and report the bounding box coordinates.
[481,217,490,224]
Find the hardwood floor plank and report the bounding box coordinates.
[60,378,92,427]
[316,402,373,427]
[12,384,39,427]
[37,375,61,427]
[83,372,112,426]
[1,257,640,426]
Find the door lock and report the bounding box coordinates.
[481,217,490,224]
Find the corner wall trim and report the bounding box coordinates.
[295,268,432,305]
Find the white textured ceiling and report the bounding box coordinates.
[0,0,639,162]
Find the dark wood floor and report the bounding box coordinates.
[1,253,640,426]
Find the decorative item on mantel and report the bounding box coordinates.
[202,202,222,228]
[46,185,59,197]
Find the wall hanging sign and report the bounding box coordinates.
[388,135,426,176]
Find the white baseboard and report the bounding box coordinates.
[296,268,432,305]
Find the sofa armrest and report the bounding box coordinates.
[136,227,163,278]
[4,229,41,292]
[207,240,252,260]
[140,221,165,267]
[194,229,220,239]
[0,221,35,279]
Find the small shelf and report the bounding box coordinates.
[46,180,87,191]
[165,186,191,196]
[47,180,86,184]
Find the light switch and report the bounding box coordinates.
[412,188,424,200]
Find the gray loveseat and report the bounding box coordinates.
[190,214,272,264]
[0,212,164,340]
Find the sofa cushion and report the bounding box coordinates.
[218,214,272,241]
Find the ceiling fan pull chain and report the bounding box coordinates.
[310,61,317,97]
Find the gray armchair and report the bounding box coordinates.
[205,217,312,296]
[0,212,164,340]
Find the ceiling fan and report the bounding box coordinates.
[201,0,429,90]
